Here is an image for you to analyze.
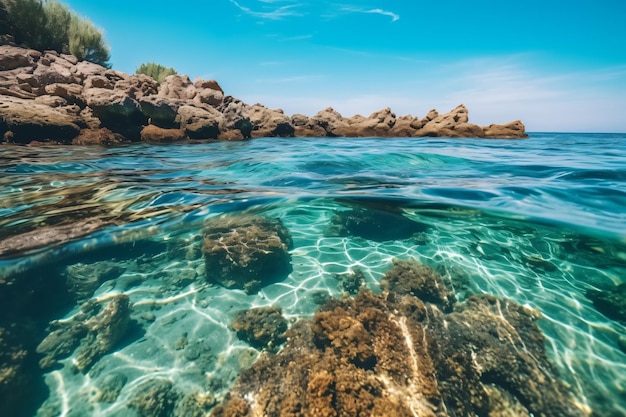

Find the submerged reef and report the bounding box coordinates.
[202,215,293,294]
[586,283,626,324]
[36,294,131,372]
[212,259,586,417]
[326,207,428,242]
[232,306,288,351]
[0,45,527,144]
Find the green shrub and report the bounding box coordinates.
[0,0,110,67]
[136,62,177,83]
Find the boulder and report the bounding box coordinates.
[83,88,147,139]
[0,96,81,143]
[73,128,127,145]
[44,83,84,106]
[248,104,294,138]
[114,74,158,100]
[415,105,486,138]
[140,125,186,143]
[158,74,197,100]
[348,107,397,137]
[389,114,421,137]
[139,96,184,128]
[232,306,288,351]
[311,107,350,137]
[0,45,41,71]
[176,105,223,139]
[202,215,293,294]
[192,78,225,107]
[36,294,131,373]
[483,120,528,138]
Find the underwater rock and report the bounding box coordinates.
[337,268,366,295]
[326,207,428,242]
[129,378,180,417]
[211,260,586,417]
[0,325,35,417]
[95,372,128,403]
[232,306,288,351]
[381,258,456,312]
[64,261,125,300]
[202,215,293,294]
[175,391,218,417]
[586,283,626,324]
[36,294,131,372]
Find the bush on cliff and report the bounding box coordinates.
[0,0,110,67]
[136,62,177,83]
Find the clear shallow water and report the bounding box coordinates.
[0,134,625,416]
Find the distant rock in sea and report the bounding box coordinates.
[0,45,528,144]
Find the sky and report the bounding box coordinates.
[62,0,626,132]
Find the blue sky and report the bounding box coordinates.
[64,0,626,132]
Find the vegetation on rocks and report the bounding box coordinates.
[136,62,177,83]
[0,0,110,66]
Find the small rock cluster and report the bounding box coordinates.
[1,45,528,144]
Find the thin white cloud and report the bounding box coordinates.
[339,6,399,22]
[227,0,301,20]
[364,8,400,22]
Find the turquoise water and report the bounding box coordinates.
[1,134,625,416]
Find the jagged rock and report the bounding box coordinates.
[416,104,485,138]
[211,261,586,417]
[202,215,293,294]
[75,60,108,78]
[0,96,81,143]
[232,306,288,351]
[389,114,421,137]
[140,125,186,143]
[176,105,222,139]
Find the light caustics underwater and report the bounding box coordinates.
[0,134,625,417]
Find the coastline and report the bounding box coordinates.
[1,45,528,145]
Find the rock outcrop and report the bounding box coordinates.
[0,45,528,144]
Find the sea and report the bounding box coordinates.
[0,133,625,416]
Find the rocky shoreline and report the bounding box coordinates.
[0,45,528,145]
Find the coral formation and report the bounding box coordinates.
[211,259,586,417]
[232,306,288,351]
[202,215,293,294]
